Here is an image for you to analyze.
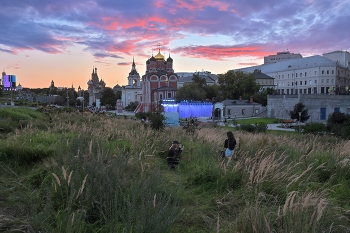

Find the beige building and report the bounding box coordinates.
[239,50,350,95]
[264,51,303,64]
[251,69,275,90]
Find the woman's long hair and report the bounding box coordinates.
[227,131,236,143]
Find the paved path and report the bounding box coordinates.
[267,124,297,131]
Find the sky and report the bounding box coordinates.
[0,0,350,89]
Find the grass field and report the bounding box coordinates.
[1,108,349,232]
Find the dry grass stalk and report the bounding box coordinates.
[52,173,61,186]
[76,174,88,199]
[62,166,67,181]
[153,194,156,208]
[286,163,313,188]
[281,190,328,225]
[71,212,75,225]
[67,170,73,186]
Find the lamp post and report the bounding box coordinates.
[298,111,302,133]
[82,90,85,116]
[66,88,70,107]
[212,97,215,126]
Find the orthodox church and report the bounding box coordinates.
[135,49,178,113]
[87,67,106,106]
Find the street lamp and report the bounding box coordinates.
[212,97,215,125]
[66,88,70,107]
[82,90,85,116]
[298,111,302,133]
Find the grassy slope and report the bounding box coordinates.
[1,108,350,232]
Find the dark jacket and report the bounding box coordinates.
[224,138,236,150]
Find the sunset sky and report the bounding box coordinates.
[1,0,349,89]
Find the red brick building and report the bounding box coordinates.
[135,49,179,113]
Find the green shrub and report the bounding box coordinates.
[301,122,326,134]
[237,122,267,133]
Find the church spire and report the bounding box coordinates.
[132,56,136,70]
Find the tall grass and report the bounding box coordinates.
[1,108,350,232]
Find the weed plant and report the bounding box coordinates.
[1,108,350,232]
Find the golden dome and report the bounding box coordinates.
[154,50,164,60]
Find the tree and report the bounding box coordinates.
[101,87,117,107]
[218,70,260,100]
[175,83,206,101]
[69,98,76,106]
[253,88,276,106]
[192,74,207,88]
[328,112,347,124]
[289,102,310,122]
[204,84,221,101]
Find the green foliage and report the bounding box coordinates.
[0,108,44,134]
[100,87,117,108]
[149,112,166,131]
[175,83,206,101]
[327,112,350,138]
[236,122,267,133]
[2,109,350,232]
[135,112,153,120]
[253,88,276,106]
[124,101,138,111]
[218,70,260,100]
[0,133,55,165]
[289,102,310,122]
[328,112,347,124]
[301,122,326,134]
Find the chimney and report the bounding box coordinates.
[239,96,242,101]
[250,96,253,103]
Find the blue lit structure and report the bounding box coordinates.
[161,99,213,118]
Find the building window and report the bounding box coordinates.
[326,79,329,83]
[309,80,312,84]
[315,71,317,75]
[300,73,302,77]
[322,79,324,83]
[332,70,334,74]
[331,79,334,83]
[305,72,307,76]
[296,73,298,77]
[305,81,307,85]
[288,74,290,78]
[282,75,284,79]
[292,74,294,78]
[168,92,171,98]
[322,70,324,74]
[315,80,317,84]
[327,70,329,74]
[300,81,302,85]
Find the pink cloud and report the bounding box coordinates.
[173,45,273,60]
[175,0,229,11]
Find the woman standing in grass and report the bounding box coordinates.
[224,131,236,165]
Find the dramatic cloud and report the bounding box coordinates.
[1,0,349,60]
[0,0,349,87]
[172,45,273,60]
